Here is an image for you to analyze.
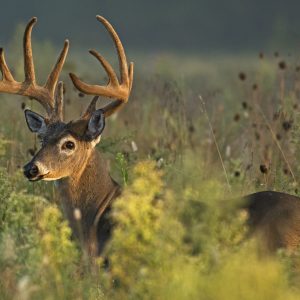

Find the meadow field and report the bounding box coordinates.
[2,28,300,299]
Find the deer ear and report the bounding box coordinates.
[86,109,105,142]
[24,109,47,133]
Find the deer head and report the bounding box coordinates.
[23,92,106,181]
[0,16,133,182]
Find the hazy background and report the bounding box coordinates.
[0,0,299,54]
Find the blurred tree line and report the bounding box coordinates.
[0,0,300,53]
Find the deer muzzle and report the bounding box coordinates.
[23,161,48,181]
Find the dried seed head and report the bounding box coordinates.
[131,141,138,152]
[260,164,268,174]
[242,102,248,109]
[225,145,231,157]
[234,171,240,177]
[246,164,252,171]
[234,113,240,121]
[278,61,287,70]
[282,121,292,131]
[73,208,82,220]
[238,72,246,81]
[255,132,260,140]
[156,157,164,168]
[188,124,195,133]
[273,112,280,121]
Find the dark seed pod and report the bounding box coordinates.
[238,72,246,81]
[278,61,287,70]
[21,102,26,110]
[283,168,289,175]
[282,121,292,131]
[78,92,85,98]
[234,113,240,122]
[273,112,280,121]
[260,164,268,174]
[234,171,240,177]
[242,102,248,109]
[259,52,264,59]
[188,124,195,133]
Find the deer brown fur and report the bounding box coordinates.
[244,191,300,253]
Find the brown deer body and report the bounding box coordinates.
[0,16,133,256]
[244,191,300,252]
[57,150,121,254]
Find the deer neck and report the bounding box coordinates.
[56,150,120,239]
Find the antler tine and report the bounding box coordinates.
[0,17,69,119]
[0,48,14,82]
[23,17,37,84]
[89,49,118,86]
[50,81,64,121]
[96,15,128,86]
[81,96,99,119]
[45,40,69,96]
[69,15,134,118]
[128,62,134,92]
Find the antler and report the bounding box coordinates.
[0,17,69,118]
[69,15,134,118]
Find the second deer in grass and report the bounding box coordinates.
[0,16,133,256]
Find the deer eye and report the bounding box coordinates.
[63,141,75,150]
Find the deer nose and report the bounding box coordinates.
[23,162,39,179]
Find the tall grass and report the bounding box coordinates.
[2,27,300,299]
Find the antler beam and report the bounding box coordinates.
[0,17,69,117]
[69,15,134,118]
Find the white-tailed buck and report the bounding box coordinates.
[0,16,133,255]
[1,17,300,255]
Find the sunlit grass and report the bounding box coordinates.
[2,27,300,299]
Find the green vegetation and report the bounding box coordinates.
[2,31,300,299]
